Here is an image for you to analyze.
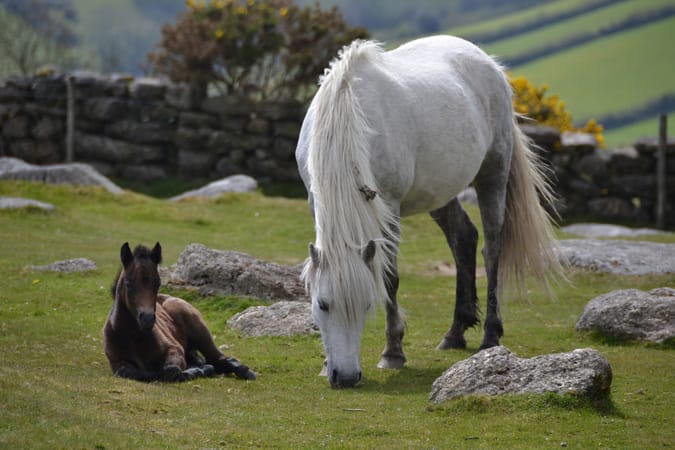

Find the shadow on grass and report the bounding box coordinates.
[581,330,675,350]
[428,392,624,418]
[358,347,477,395]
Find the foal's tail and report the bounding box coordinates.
[500,122,566,297]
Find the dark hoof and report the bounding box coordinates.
[202,364,215,377]
[478,341,499,351]
[160,364,183,382]
[222,357,256,380]
[238,368,257,380]
[436,335,466,350]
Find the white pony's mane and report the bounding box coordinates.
[302,40,400,325]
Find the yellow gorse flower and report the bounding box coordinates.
[509,74,605,147]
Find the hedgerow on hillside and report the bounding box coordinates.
[510,74,604,147]
[148,0,368,101]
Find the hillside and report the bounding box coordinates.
[444,0,675,146]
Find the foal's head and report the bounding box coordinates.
[117,242,162,333]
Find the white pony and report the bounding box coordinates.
[296,35,563,388]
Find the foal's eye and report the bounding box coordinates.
[318,300,329,312]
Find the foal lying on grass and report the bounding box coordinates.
[103,242,256,382]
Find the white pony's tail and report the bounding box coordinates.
[499,123,566,297]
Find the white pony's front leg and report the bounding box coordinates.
[377,223,406,369]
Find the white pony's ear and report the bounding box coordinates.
[309,243,320,266]
[362,240,376,264]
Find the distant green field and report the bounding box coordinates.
[440,0,675,144]
[603,112,675,147]
[445,0,590,39]
[512,16,675,124]
[483,0,675,60]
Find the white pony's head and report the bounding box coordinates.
[302,240,378,387]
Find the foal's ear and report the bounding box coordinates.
[309,243,320,266]
[151,242,162,265]
[120,242,133,268]
[362,240,376,265]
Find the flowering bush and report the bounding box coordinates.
[510,75,604,147]
[148,0,368,101]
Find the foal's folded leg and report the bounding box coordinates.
[214,357,257,380]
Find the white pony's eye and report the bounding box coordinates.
[318,299,329,312]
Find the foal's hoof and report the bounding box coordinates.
[377,355,406,369]
[160,364,183,382]
[223,357,256,380]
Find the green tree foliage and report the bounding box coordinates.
[148,0,368,101]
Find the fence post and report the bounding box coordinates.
[656,114,667,229]
[65,75,75,162]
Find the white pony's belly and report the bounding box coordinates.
[400,152,483,216]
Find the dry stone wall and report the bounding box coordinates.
[524,125,675,227]
[0,72,304,182]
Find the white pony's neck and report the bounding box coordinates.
[305,40,400,324]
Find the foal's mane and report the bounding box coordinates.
[302,40,400,324]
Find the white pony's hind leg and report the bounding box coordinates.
[430,198,480,349]
[473,142,512,349]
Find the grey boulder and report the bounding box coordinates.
[429,346,612,403]
[169,175,258,201]
[0,157,122,194]
[0,196,55,212]
[228,301,317,337]
[559,239,675,275]
[576,287,675,343]
[162,243,307,302]
[28,258,97,273]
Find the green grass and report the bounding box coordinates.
[1,180,674,448]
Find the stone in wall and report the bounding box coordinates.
[82,97,128,121]
[32,117,63,140]
[104,120,174,145]
[129,77,166,100]
[75,132,164,164]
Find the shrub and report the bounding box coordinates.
[510,75,604,147]
[147,0,368,101]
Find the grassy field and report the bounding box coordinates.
[481,0,675,60]
[1,180,674,448]
[441,0,675,144]
[445,0,601,42]
[510,15,675,123]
